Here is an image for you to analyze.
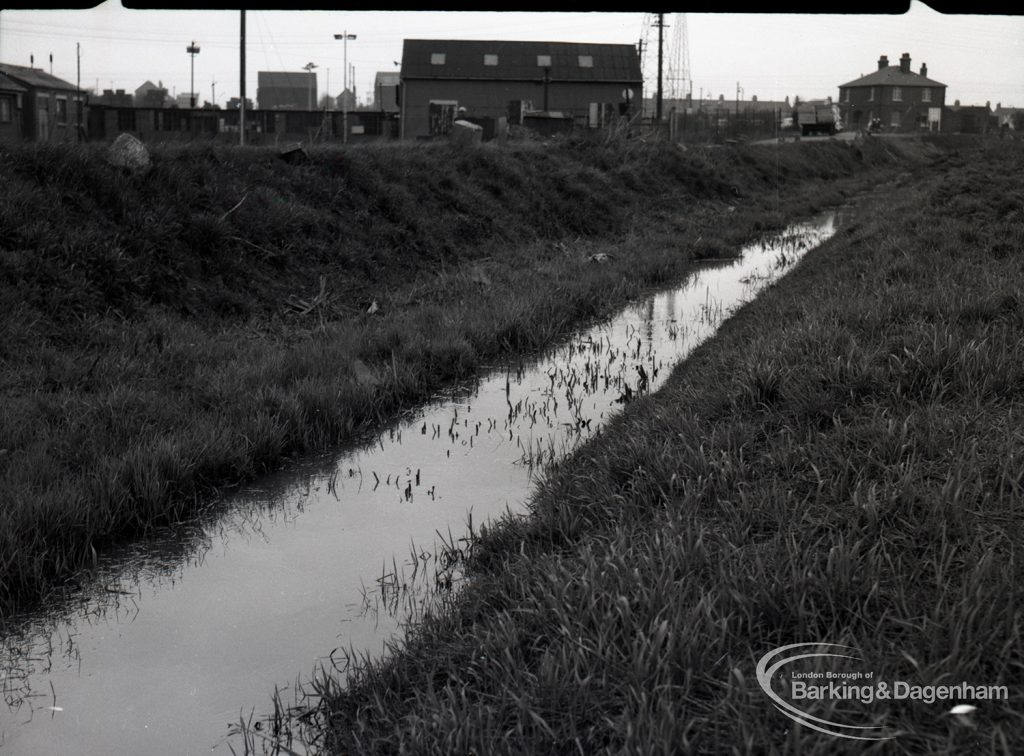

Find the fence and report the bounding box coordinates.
[668,107,788,144]
[86,105,399,146]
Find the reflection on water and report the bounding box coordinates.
[0,213,837,755]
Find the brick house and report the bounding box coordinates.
[838,53,946,132]
[0,71,26,143]
[399,39,643,139]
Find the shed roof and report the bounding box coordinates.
[840,66,945,89]
[0,63,77,91]
[401,39,642,83]
[0,71,27,93]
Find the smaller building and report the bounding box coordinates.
[838,53,946,132]
[93,88,133,107]
[373,71,400,113]
[135,80,170,108]
[336,87,356,112]
[0,63,84,142]
[993,103,1024,131]
[0,71,26,143]
[943,102,996,134]
[258,71,317,110]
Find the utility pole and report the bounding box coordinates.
[211,79,216,108]
[303,62,317,110]
[76,43,81,142]
[240,10,246,146]
[656,13,666,124]
[187,40,200,108]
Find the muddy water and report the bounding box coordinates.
[0,213,838,755]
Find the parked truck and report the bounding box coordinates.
[796,103,843,137]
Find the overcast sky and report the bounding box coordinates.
[0,2,1021,108]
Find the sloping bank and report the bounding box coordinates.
[311,138,1024,754]
[0,135,955,614]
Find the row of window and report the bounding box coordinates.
[430,53,593,68]
[842,86,932,103]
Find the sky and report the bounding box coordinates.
[0,3,1021,109]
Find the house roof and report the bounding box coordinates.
[401,39,642,83]
[374,71,400,87]
[0,71,27,93]
[0,63,77,91]
[135,80,161,95]
[258,71,314,89]
[840,66,945,89]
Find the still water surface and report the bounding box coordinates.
[1,212,838,755]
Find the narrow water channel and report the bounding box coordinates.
[1,212,838,755]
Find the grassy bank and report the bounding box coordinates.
[303,137,1024,754]
[0,134,954,615]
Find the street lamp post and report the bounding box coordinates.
[303,62,317,111]
[333,31,357,144]
[186,41,200,108]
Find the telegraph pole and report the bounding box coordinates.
[240,10,246,146]
[76,43,81,142]
[656,13,666,124]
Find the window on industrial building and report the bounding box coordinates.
[892,87,902,102]
[578,55,593,68]
[890,111,901,127]
[56,97,68,124]
[841,88,849,102]
[484,54,498,66]
[537,55,551,67]
[922,88,932,103]
[869,87,876,101]
[430,53,446,65]
[0,97,11,123]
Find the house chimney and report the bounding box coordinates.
[752,94,758,102]
[900,53,911,74]
[920,63,928,77]
[878,55,889,70]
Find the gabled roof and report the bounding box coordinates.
[401,39,642,83]
[840,67,945,89]
[258,71,313,89]
[0,63,77,91]
[0,71,27,93]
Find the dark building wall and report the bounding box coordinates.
[20,89,83,142]
[257,86,312,110]
[0,91,22,143]
[942,107,996,134]
[401,78,638,139]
